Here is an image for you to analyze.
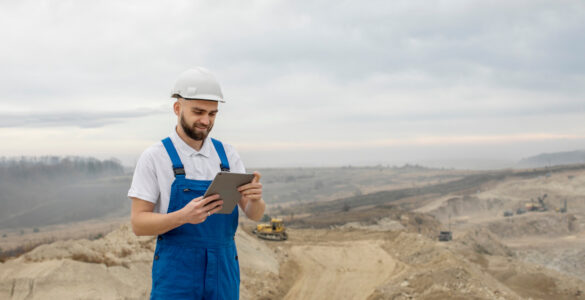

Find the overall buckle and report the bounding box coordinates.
[173,168,186,176]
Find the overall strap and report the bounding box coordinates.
[161,137,186,177]
[211,138,230,172]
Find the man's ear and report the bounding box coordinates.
[173,100,181,116]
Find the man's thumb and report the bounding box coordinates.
[252,171,262,183]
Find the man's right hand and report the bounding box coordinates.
[179,194,224,224]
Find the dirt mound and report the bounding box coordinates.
[335,217,405,231]
[477,169,585,212]
[416,169,585,224]
[289,205,442,239]
[274,228,522,299]
[284,240,401,300]
[235,224,281,300]
[0,254,152,299]
[371,231,521,299]
[275,227,585,300]
[373,230,585,299]
[21,223,155,267]
[516,246,585,282]
[486,255,585,300]
[429,195,507,220]
[504,232,585,282]
[484,213,577,239]
[0,223,280,300]
[455,227,515,257]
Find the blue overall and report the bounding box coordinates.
[150,137,240,300]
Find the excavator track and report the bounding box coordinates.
[253,229,288,241]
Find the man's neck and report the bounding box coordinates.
[175,126,204,151]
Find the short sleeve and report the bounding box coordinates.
[127,148,160,204]
[225,143,246,174]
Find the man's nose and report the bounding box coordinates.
[199,115,210,126]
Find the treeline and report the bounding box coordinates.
[0,156,124,182]
[517,150,585,168]
[0,156,130,228]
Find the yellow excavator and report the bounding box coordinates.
[253,218,288,241]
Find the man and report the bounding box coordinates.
[128,67,265,300]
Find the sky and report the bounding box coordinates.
[1,0,584,169]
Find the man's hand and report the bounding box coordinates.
[238,171,265,221]
[238,171,263,203]
[130,194,223,236]
[178,194,224,224]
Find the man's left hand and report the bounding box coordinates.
[237,171,263,203]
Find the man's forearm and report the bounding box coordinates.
[245,199,266,222]
[131,210,185,236]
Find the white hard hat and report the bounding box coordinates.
[171,67,225,102]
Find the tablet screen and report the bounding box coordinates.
[203,172,255,214]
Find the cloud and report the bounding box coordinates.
[234,133,585,151]
[0,107,166,128]
[0,0,584,167]
[208,1,585,89]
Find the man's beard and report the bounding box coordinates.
[180,113,213,141]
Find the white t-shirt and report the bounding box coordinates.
[127,129,246,214]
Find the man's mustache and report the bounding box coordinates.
[193,123,210,130]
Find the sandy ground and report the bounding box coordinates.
[284,240,401,300]
[2,166,585,299]
[0,224,279,300]
[2,221,585,300]
[415,168,585,220]
[0,224,154,299]
[0,217,127,256]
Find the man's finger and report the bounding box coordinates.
[208,204,224,214]
[237,182,262,192]
[241,189,262,196]
[206,200,223,210]
[199,200,223,215]
[252,171,261,183]
[198,194,221,206]
[193,194,219,202]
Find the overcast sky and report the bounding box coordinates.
[1,0,584,169]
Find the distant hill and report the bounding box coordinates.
[0,156,130,228]
[517,150,585,168]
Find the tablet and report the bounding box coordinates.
[203,172,255,214]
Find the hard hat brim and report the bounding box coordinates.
[184,98,226,103]
[172,94,226,103]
